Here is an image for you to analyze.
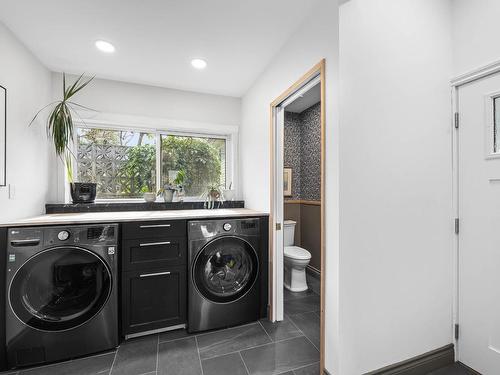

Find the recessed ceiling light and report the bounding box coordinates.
[191,58,207,70]
[95,40,115,53]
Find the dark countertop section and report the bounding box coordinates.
[46,200,245,214]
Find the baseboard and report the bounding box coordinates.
[364,344,454,375]
[306,265,320,278]
[125,323,186,340]
[458,362,481,375]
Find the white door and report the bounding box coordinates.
[458,71,500,374]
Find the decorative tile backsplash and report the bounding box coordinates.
[284,102,321,201]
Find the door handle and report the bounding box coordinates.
[139,241,171,247]
[139,224,171,229]
[140,271,171,278]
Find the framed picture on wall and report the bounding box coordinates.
[284,167,292,197]
[0,85,5,187]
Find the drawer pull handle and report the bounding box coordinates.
[10,239,41,247]
[140,271,171,278]
[140,224,172,229]
[139,241,171,247]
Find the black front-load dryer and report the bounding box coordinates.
[188,218,267,333]
[5,224,119,369]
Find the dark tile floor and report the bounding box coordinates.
[2,287,321,375]
[0,273,477,375]
[427,363,476,375]
[305,272,320,296]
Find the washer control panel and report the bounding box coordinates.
[57,230,70,241]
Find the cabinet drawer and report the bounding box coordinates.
[122,237,186,271]
[122,220,186,240]
[122,266,187,335]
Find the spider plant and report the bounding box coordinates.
[31,73,94,182]
[201,184,225,209]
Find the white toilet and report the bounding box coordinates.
[283,220,312,292]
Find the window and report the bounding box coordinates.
[76,126,230,200]
[160,134,226,196]
[495,97,500,153]
[77,128,156,199]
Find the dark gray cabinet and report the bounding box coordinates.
[121,220,187,336]
[122,266,186,335]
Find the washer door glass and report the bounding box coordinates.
[193,236,258,303]
[9,247,111,331]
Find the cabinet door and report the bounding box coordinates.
[122,266,186,335]
[122,237,186,271]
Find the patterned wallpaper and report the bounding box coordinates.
[284,102,321,201]
[284,111,302,200]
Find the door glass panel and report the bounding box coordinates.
[10,247,111,331]
[494,97,500,153]
[193,237,258,303]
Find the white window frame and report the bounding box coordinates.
[69,118,236,203]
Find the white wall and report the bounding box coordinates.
[0,22,53,221]
[51,73,241,127]
[239,0,340,372]
[452,0,500,76]
[339,0,453,373]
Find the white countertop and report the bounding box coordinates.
[1,208,269,227]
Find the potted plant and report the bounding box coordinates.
[157,183,177,203]
[173,170,186,202]
[223,181,235,201]
[158,170,187,203]
[31,73,95,203]
[141,186,156,203]
[201,184,225,209]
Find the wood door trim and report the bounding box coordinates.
[269,58,326,373]
[284,199,321,206]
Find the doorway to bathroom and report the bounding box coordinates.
[269,60,325,372]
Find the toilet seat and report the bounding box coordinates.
[284,246,311,260]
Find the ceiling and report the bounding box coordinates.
[285,83,321,113]
[0,0,319,97]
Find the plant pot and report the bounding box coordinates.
[163,189,175,203]
[223,189,235,201]
[209,189,220,200]
[143,192,156,203]
[70,182,97,204]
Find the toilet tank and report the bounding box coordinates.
[283,220,296,246]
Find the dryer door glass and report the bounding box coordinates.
[193,236,258,303]
[9,246,111,331]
